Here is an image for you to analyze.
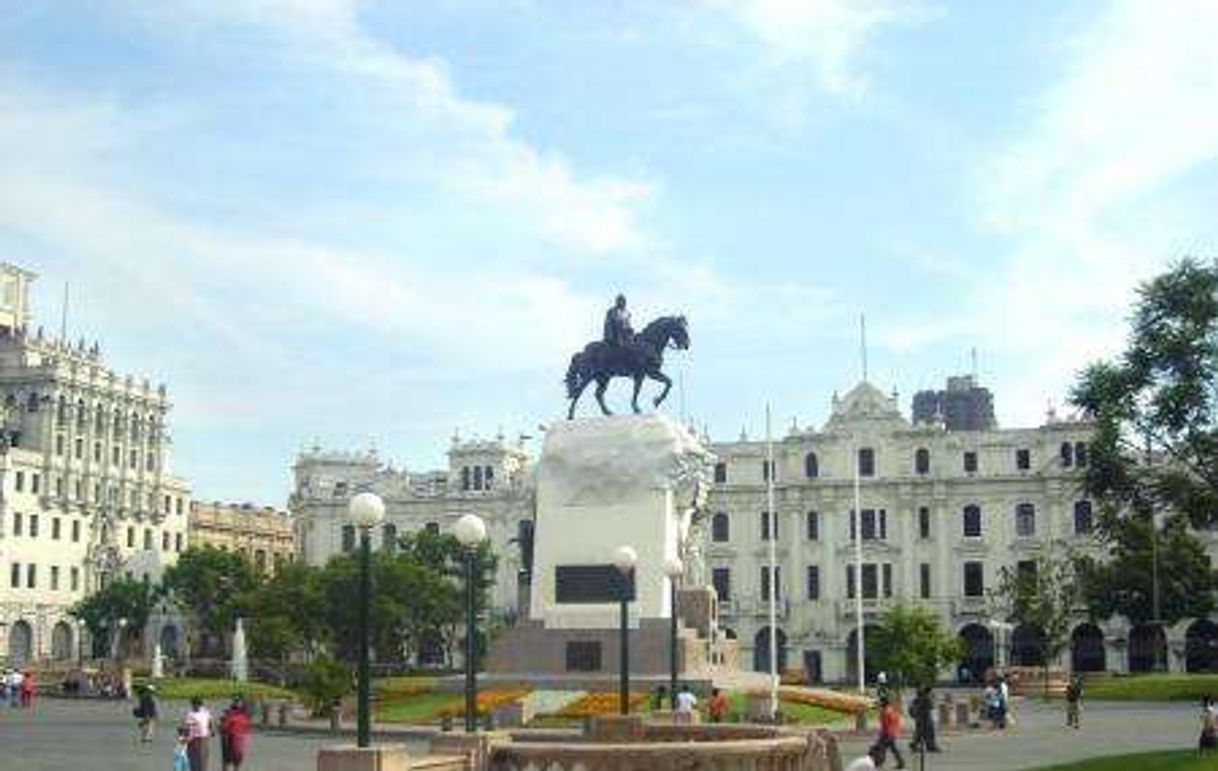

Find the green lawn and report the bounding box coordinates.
[136,677,298,701]
[1083,674,1218,702]
[373,691,461,723]
[1035,750,1216,770]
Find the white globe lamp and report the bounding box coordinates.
[613,545,638,575]
[454,513,488,548]
[348,492,385,529]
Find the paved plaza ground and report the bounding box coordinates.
[0,698,427,771]
[838,697,1200,770]
[0,695,1204,770]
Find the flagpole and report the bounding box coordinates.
[854,314,867,695]
[766,404,778,719]
[854,444,865,694]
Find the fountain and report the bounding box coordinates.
[231,618,248,682]
[151,642,164,679]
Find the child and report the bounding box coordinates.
[173,727,190,771]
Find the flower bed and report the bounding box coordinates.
[556,691,648,717]
[437,688,530,717]
[778,688,869,716]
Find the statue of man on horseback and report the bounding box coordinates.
[603,294,634,347]
[565,294,690,420]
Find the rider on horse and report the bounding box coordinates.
[603,294,634,347]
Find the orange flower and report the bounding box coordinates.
[556,692,648,717]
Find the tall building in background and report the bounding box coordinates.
[189,501,294,575]
[912,375,997,431]
[0,263,192,666]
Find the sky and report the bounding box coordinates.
[1,1,1216,505]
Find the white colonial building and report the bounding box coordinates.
[0,263,192,666]
[290,377,1218,681]
[291,435,534,663]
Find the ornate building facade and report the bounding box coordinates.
[0,263,192,666]
[188,502,295,575]
[291,379,1218,681]
[291,435,533,662]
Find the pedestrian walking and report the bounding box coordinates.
[136,685,159,742]
[908,685,940,753]
[707,688,728,723]
[7,669,22,707]
[674,684,698,725]
[19,671,34,708]
[1200,696,1216,753]
[1065,675,1082,729]
[183,696,214,771]
[873,697,906,769]
[173,727,191,771]
[219,696,251,771]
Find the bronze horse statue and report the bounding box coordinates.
[565,315,690,419]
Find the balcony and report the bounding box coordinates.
[720,595,790,621]
[952,596,989,617]
[835,597,895,620]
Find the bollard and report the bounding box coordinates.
[937,701,952,729]
[955,702,970,728]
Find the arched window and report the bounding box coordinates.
[341,524,356,552]
[915,448,930,475]
[75,400,86,431]
[962,504,982,537]
[484,466,494,489]
[56,396,67,427]
[711,512,730,542]
[382,522,398,553]
[1015,503,1036,537]
[1073,501,1093,535]
[804,452,819,478]
[473,466,484,490]
[460,466,470,491]
[1060,442,1074,468]
[1075,442,1089,468]
[713,463,727,483]
[806,510,819,541]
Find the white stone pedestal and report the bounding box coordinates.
[529,415,712,629]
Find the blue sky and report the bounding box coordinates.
[2,1,1216,504]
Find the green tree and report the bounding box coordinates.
[869,604,961,691]
[161,546,261,655]
[70,577,158,659]
[992,544,1081,696]
[1076,515,1216,626]
[397,528,498,666]
[1070,258,1218,529]
[299,652,352,719]
[238,561,326,662]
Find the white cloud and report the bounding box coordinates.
[136,0,651,254]
[706,0,937,97]
[972,0,1218,424]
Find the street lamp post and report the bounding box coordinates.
[662,557,684,710]
[77,619,86,665]
[613,546,638,716]
[348,492,386,749]
[454,513,489,733]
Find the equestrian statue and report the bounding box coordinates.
[565,294,690,419]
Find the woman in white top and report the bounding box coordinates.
[183,697,214,771]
